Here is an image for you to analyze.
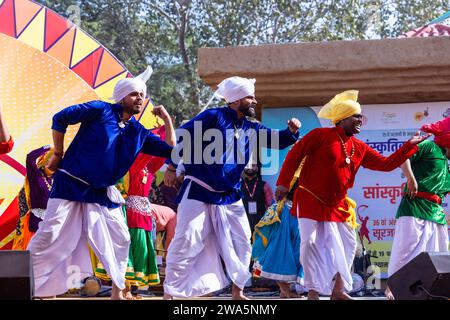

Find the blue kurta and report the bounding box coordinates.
[50,100,172,208]
[169,107,299,205]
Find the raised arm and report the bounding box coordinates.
[164,109,218,187]
[275,128,320,201]
[152,105,176,147]
[46,101,104,171]
[51,101,104,134]
[140,131,173,158]
[361,131,429,172]
[256,118,301,150]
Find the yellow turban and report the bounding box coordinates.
[318,90,361,124]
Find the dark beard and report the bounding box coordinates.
[240,103,256,118]
[245,170,257,177]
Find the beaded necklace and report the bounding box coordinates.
[336,132,354,165]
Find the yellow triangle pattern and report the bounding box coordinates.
[17,9,45,51]
[94,71,127,101]
[71,28,100,68]
[139,101,159,129]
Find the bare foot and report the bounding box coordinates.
[385,286,395,300]
[110,291,127,300]
[307,290,320,300]
[232,284,250,300]
[163,293,173,300]
[232,292,250,300]
[278,282,298,298]
[123,290,136,300]
[330,273,354,300]
[111,284,127,300]
[330,291,354,300]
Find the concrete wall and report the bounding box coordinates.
[198,37,450,108]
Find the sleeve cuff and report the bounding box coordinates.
[286,128,300,142]
[51,124,67,134]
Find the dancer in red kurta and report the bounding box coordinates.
[126,147,177,253]
[275,90,429,300]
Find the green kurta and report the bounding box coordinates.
[396,140,450,225]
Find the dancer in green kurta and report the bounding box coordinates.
[387,117,450,299]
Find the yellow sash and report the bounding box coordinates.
[298,185,358,229]
[252,156,307,246]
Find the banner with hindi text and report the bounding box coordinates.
[262,101,450,278]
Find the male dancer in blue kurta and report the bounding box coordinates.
[27,67,175,300]
[163,76,301,300]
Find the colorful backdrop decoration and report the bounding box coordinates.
[0,0,159,249]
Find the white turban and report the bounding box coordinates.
[111,66,153,103]
[215,76,256,103]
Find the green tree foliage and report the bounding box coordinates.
[373,0,450,38]
[37,0,450,124]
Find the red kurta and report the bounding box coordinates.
[277,126,418,222]
[126,153,166,231]
[126,126,167,231]
[0,137,13,154]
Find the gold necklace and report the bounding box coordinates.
[336,133,354,165]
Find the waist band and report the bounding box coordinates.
[126,195,152,215]
[185,175,225,193]
[58,169,125,205]
[414,191,442,204]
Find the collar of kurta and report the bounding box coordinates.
[111,103,136,126]
[335,126,352,142]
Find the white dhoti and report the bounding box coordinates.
[27,198,130,297]
[388,216,449,277]
[298,218,357,295]
[164,182,252,298]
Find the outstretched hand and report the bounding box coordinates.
[408,131,431,145]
